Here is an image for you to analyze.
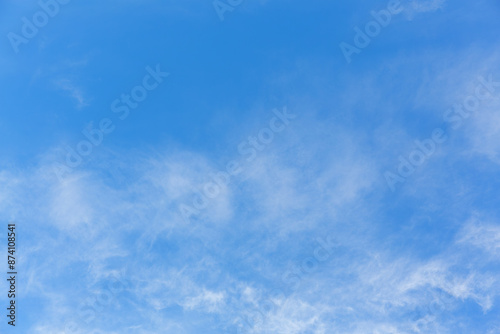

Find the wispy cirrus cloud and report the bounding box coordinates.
[54,78,89,109]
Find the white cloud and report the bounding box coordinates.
[403,0,447,19]
[54,78,89,109]
[457,219,500,256]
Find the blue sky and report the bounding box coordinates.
[1,0,500,333]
